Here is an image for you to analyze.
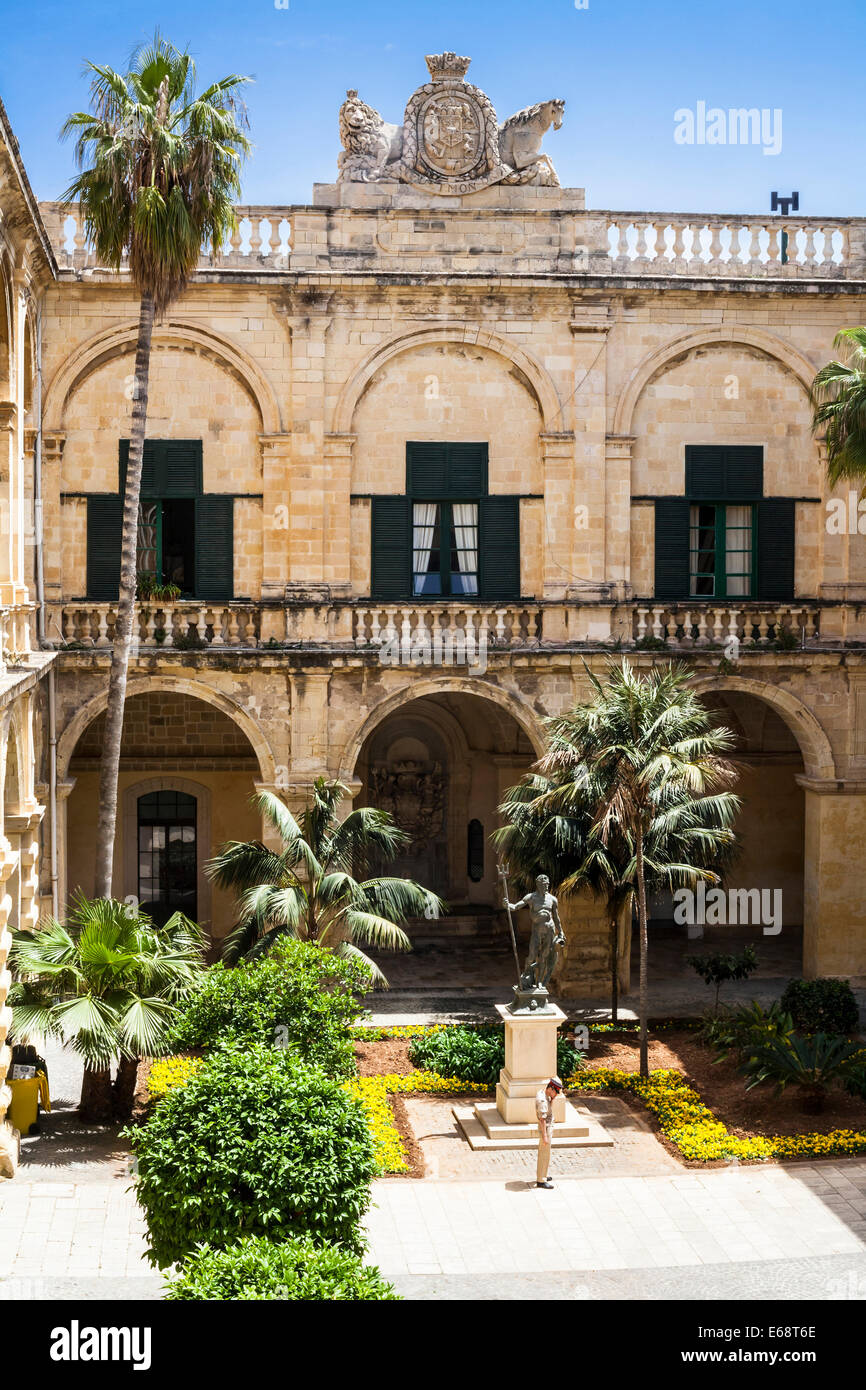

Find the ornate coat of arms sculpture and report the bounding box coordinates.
[337,53,564,193]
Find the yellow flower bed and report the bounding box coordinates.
[566,1066,866,1162]
[145,1049,866,1171]
[146,1055,204,1100]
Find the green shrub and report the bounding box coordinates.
[126,1043,377,1267]
[740,1031,866,1114]
[685,945,759,1010]
[779,977,859,1036]
[698,1000,794,1062]
[408,1025,584,1087]
[164,1235,399,1301]
[170,937,368,1079]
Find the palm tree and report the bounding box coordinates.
[61,35,251,898]
[497,765,738,1025]
[514,660,740,1076]
[811,327,866,488]
[207,780,443,986]
[8,897,205,1121]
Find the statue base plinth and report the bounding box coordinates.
[452,999,614,1150]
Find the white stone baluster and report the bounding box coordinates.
[211,607,226,647]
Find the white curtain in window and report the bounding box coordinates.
[413,503,437,578]
[725,505,752,597]
[452,503,478,594]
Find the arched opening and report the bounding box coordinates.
[353,690,538,969]
[645,688,806,983]
[65,690,263,943]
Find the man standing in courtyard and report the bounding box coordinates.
[536,1076,563,1189]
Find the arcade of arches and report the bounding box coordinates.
[45,669,866,989]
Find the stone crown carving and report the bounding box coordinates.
[337,53,565,195]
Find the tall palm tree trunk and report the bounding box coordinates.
[112,1055,140,1119]
[94,295,154,899]
[609,910,619,1025]
[80,1065,113,1123]
[635,826,650,1077]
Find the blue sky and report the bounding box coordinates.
[1,0,861,214]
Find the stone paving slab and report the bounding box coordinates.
[404,1093,680,1179]
[366,1160,866,1285]
[385,1251,866,1301]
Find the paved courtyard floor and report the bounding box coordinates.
[4,1036,866,1302]
[365,1161,866,1301]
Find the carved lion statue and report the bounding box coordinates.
[338,90,403,183]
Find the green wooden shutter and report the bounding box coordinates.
[756,499,795,600]
[480,495,520,600]
[406,442,487,500]
[371,496,411,599]
[654,498,690,600]
[407,443,448,499]
[120,439,202,497]
[685,445,762,500]
[194,495,234,600]
[447,443,488,497]
[86,495,123,600]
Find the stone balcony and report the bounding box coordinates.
[48,597,862,657]
[38,195,866,282]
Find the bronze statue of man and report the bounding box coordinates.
[504,873,565,993]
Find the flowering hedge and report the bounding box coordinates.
[146,1055,204,1100]
[147,1046,866,1171]
[566,1066,866,1162]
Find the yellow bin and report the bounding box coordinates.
[8,1073,50,1136]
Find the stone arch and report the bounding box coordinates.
[43,319,282,434]
[338,676,546,783]
[689,673,836,781]
[1,707,27,817]
[613,326,819,437]
[58,677,277,786]
[332,324,563,435]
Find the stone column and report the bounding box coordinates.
[5,808,45,933]
[800,778,866,976]
[540,431,577,600]
[604,434,635,590]
[0,400,17,605]
[41,433,65,611]
[552,888,630,999]
[0,833,19,1176]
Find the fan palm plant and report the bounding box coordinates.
[8,897,205,1121]
[61,34,251,899]
[811,327,866,488]
[497,761,738,1026]
[741,1032,866,1114]
[502,660,739,1076]
[207,780,442,986]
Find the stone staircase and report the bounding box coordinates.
[401,906,519,947]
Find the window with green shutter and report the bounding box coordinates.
[85,441,234,600]
[369,442,519,602]
[654,447,795,601]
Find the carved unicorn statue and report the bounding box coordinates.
[499,99,566,186]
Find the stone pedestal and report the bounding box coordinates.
[494,1002,569,1123]
[453,1001,613,1152]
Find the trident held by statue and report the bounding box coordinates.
[497,858,522,986]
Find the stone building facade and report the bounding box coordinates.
[0,99,56,1174]
[2,55,866,1154]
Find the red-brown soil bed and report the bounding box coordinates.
[585,1029,866,1139]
